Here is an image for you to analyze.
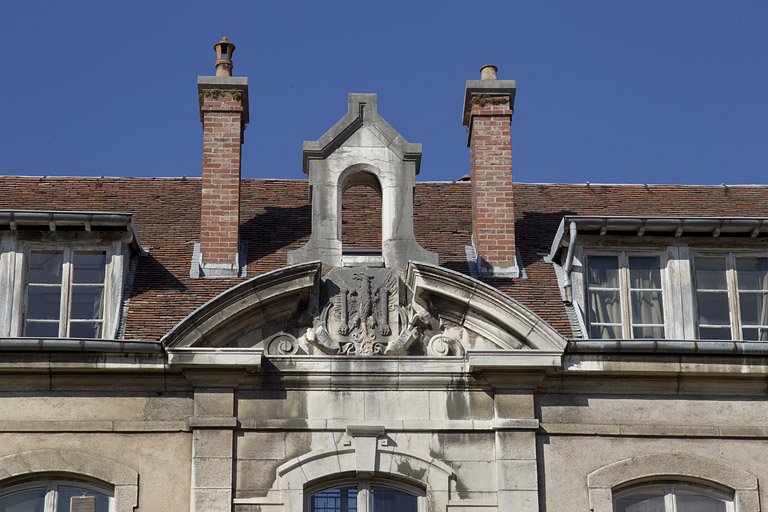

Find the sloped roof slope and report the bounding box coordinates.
[2,177,768,340]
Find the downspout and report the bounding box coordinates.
[562,221,578,303]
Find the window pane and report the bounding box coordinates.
[27,285,61,320]
[25,321,61,338]
[742,328,768,342]
[589,290,621,325]
[70,287,104,320]
[0,487,46,512]
[614,486,666,512]
[696,291,730,326]
[371,486,418,512]
[69,322,103,339]
[72,252,107,284]
[633,326,664,339]
[631,290,664,326]
[56,486,110,512]
[675,488,728,512]
[588,256,619,287]
[590,324,622,339]
[739,292,768,326]
[699,327,732,340]
[29,251,64,284]
[311,487,358,512]
[695,257,727,290]
[629,257,662,289]
[735,257,768,291]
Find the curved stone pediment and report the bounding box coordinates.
[163,261,566,366]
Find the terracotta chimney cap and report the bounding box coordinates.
[213,36,236,77]
[480,65,498,80]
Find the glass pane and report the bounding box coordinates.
[70,286,104,320]
[739,292,768,326]
[742,328,768,342]
[29,251,64,284]
[631,290,664,326]
[27,285,61,320]
[696,291,730,325]
[69,322,103,339]
[589,290,621,325]
[72,252,107,284]
[633,326,665,339]
[735,257,768,291]
[695,256,727,290]
[371,486,418,512]
[25,321,61,338]
[699,327,733,340]
[615,486,666,512]
[675,488,728,512]
[590,324,622,339]
[629,256,662,289]
[311,486,358,512]
[588,256,619,287]
[56,486,110,512]
[0,487,46,512]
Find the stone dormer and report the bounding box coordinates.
[288,94,438,269]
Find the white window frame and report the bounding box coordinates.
[613,482,734,512]
[585,250,670,339]
[0,479,114,512]
[692,251,768,341]
[306,479,425,512]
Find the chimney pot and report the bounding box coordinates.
[214,36,236,77]
[480,65,498,80]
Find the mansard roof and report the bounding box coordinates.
[2,177,768,341]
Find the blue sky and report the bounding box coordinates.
[0,1,766,185]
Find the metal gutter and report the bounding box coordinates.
[0,338,162,353]
[0,210,142,251]
[549,215,768,259]
[568,340,768,355]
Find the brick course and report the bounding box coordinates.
[468,98,516,271]
[200,94,245,267]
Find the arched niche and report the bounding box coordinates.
[288,93,437,269]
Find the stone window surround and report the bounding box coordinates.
[275,425,453,511]
[0,449,139,512]
[586,453,759,512]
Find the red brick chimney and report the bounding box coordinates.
[462,65,518,277]
[196,37,249,278]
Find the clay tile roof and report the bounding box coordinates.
[2,177,768,340]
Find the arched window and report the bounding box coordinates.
[0,480,112,512]
[613,483,733,512]
[308,480,423,512]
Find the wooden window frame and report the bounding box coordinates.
[585,250,669,339]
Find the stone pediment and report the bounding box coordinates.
[163,262,566,365]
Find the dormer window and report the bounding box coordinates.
[25,249,107,338]
[0,210,140,340]
[550,216,768,342]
